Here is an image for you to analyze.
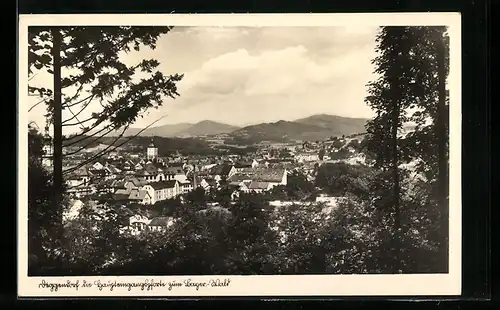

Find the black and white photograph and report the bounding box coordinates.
[18,13,461,297]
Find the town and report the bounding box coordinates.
[26,24,450,277]
[39,132,368,235]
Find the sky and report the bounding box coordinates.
[27,26,380,135]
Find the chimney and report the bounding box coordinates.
[193,164,197,188]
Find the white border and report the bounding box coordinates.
[18,13,462,297]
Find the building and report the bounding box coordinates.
[65,166,93,198]
[112,188,152,205]
[148,216,174,232]
[147,138,158,160]
[123,178,149,191]
[227,162,255,178]
[228,168,287,193]
[135,163,167,183]
[294,152,320,163]
[179,180,193,194]
[41,133,53,169]
[247,181,273,193]
[141,180,181,204]
[128,214,151,235]
[164,166,188,183]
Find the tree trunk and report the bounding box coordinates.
[436,31,449,272]
[51,28,63,225]
[392,96,401,274]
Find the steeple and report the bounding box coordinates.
[147,138,158,160]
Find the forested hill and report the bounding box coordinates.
[63,135,256,156]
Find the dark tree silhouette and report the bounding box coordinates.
[364,26,450,272]
[28,26,183,204]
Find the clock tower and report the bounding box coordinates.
[147,138,158,160]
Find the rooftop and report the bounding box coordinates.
[148,180,178,190]
[148,138,156,148]
[228,168,286,183]
[128,189,149,200]
[149,216,173,227]
[248,181,270,190]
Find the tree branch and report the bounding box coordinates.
[62,114,96,127]
[65,105,86,129]
[63,125,117,157]
[62,123,115,147]
[64,93,94,108]
[62,124,131,176]
[65,173,111,191]
[62,94,95,124]
[28,73,39,82]
[63,82,85,106]
[28,98,49,112]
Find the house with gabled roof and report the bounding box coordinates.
[164,166,188,183]
[128,188,152,205]
[247,181,273,193]
[105,162,122,175]
[179,179,193,194]
[134,162,143,171]
[141,180,180,204]
[227,168,287,193]
[128,214,151,235]
[148,216,174,232]
[112,187,152,205]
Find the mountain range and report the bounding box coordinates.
[230,114,369,143]
[116,120,239,138]
[112,114,369,142]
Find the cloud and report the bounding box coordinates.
[28,25,379,133]
[172,31,377,112]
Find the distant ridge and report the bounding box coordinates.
[109,114,369,141]
[110,120,239,138]
[228,114,369,143]
[294,114,368,135]
[182,120,240,136]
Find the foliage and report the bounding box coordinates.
[271,203,330,274]
[28,128,68,275]
[363,26,449,272]
[268,171,316,201]
[328,148,351,160]
[224,193,277,274]
[29,26,183,129]
[315,163,374,197]
[318,148,326,160]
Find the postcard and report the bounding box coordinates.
[18,12,462,297]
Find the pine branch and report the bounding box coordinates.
[63,114,167,176]
[28,98,49,112]
[63,125,117,157]
[62,113,96,127]
[62,123,115,147]
[63,82,85,106]
[63,124,131,175]
[62,95,95,124]
[28,73,39,82]
[64,94,94,108]
[66,171,115,191]
[65,105,85,129]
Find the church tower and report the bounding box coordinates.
[41,125,53,169]
[147,138,158,160]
